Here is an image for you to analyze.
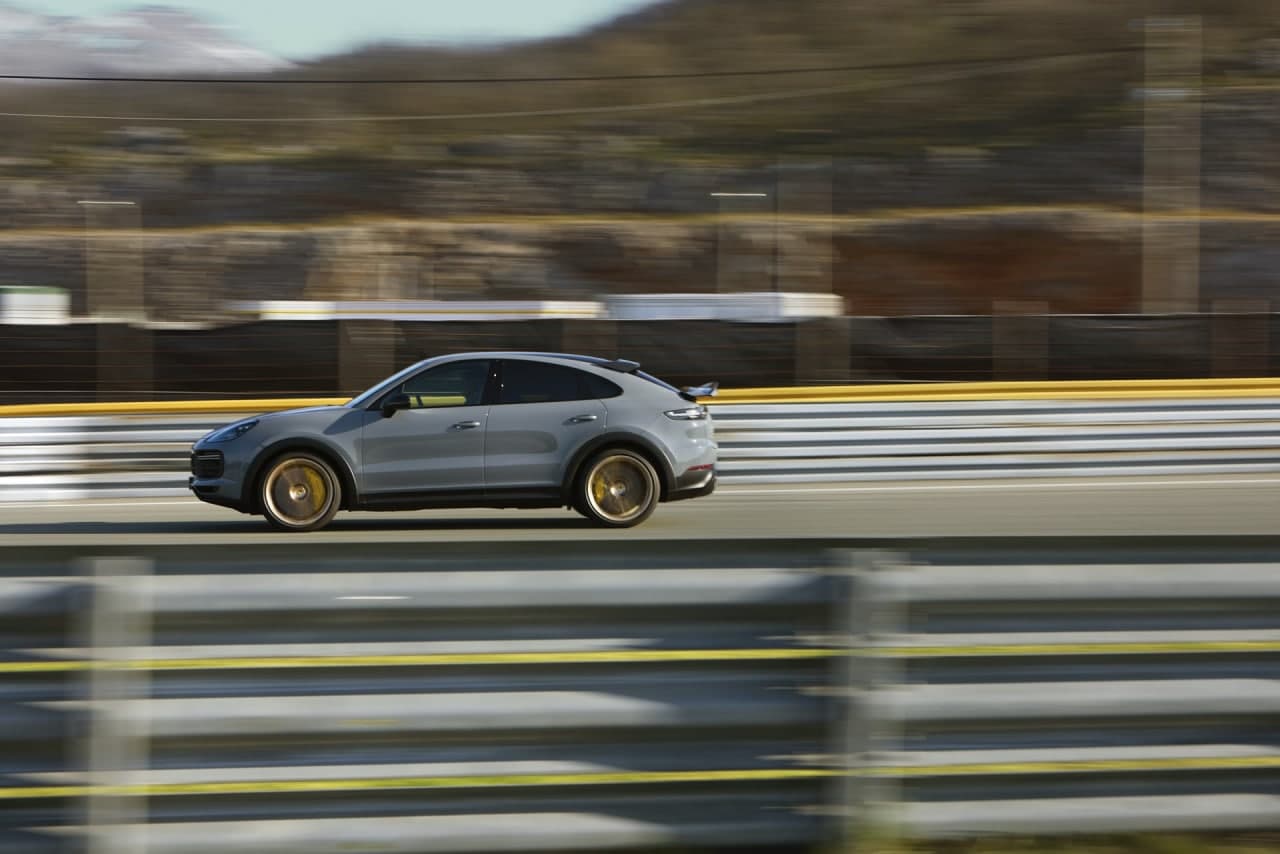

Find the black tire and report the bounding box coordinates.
[575,449,660,528]
[259,452,342,532]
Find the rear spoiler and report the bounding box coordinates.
[680,381,718,401]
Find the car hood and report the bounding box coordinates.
[256,404,351,422]
[197,404,353,445]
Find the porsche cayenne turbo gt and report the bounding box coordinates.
[188,352,717,531]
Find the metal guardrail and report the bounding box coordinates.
[2,542,841,853]
[4,392,1280,500]
[715,396,1280,482]
[846,547,1280,838]
[0,537,1277,851]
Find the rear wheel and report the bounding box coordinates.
[576,449,659,528]
[260,452,341,532]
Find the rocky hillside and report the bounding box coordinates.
[2,0,1280,318]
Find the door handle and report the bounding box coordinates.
[568,414,599,423]
[450,420,481,430]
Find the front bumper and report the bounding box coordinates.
[189,476,250,512]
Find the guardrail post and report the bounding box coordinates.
[1141,15,1202,313]
[836,549,907,851]
[81,557,152,854]
[777,157,833,296]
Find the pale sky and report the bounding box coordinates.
[26,0,662,60]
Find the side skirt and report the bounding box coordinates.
[355,487,564,512]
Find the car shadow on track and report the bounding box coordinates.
[0,515,598,536]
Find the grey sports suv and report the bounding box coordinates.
[189,352,717,531]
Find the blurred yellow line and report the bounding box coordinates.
[0,648,839,673]
[877,641,1280,657]
[4,377,1280,417]
[5,755,1278,800]
[873,756,1280,777]
[0,768,838,800]
[5,639,1274,675]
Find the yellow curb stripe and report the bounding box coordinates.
[708,377,1280,405]
[711,388,1280,404]
[3,378,1280,417]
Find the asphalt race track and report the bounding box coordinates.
[0,474,1275,546]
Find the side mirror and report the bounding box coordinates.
[380,393,411,417]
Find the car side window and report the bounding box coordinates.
[498,361,604,405]
[396,360,490,408]
[582,373,622,399]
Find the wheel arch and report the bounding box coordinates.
[561,431,675,504]
[242,439,360,512]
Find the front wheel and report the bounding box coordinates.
[576,449,660,528]
[260,452,341,532]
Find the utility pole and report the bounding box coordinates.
[1141,16,1202,313]
[79,200,143,321]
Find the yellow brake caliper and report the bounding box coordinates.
[302,467,326,512]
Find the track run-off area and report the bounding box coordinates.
[0,474,1275,546]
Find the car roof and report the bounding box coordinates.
[434,351,612,364]
[422,351,641,374]
[346,351,680,409]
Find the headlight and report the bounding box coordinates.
[664,406,708,421]
[203,419,259,443]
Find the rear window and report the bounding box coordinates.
[582,373,622,399]
[635,370,680,393]
[558,354,678,394]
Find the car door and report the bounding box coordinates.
[358,359,493,495]
[484,359,607,491]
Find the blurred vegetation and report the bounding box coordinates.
[4,0,1280,165]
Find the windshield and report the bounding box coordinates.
[345,358,434,409]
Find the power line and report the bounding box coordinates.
[0,47,1137,85]
[0,52,1131,123]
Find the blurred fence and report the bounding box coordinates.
[0,537,1277,851]
[3,391,1280,501]
[0,313,1275,405]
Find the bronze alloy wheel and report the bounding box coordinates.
[261,453,341,531]
[580,450,659,527]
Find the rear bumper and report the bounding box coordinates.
[665,469,716,503]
